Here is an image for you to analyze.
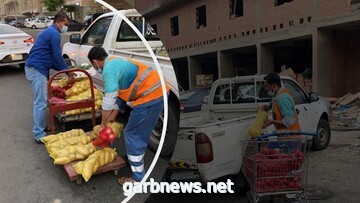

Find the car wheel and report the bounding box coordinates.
[313,119,331,150]
[148,100,179,157]
[31,25,36,29]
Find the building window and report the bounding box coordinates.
[170,16,179,36]
[274,0,293,6]
[229,0,243,19]
[196,5,207,29]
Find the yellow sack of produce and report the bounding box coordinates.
[65,79,91,97]
[74,148,117,182]
[46,134,93,154]
[107,122,123,138]
[64,87,104,116]
[58,77,70,88]
[247,109,268,138]
[90,125,101,140]
[41,129,85,144]
[52,143,96,165]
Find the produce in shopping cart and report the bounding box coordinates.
[243,144,305,193]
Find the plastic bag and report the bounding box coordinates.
[247,109,268,137]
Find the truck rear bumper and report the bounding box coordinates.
[164,169,201,182]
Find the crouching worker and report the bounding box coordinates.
[87,47,169,185]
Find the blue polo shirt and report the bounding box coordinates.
[25,24,68,78]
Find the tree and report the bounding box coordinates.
[42,0,64,12]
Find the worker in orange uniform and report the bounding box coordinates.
[262,72,301,131]
[87,47,169,185]
[262,72,302,203]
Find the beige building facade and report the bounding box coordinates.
[135,0,360,97]
[1,0,42,19]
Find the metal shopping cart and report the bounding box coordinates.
[242,131,318,203]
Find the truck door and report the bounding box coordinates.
[77,17,113,64]
[283,79,317,132]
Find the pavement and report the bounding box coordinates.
[0,66,170,203]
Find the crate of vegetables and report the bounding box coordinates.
[49,76,103,123]
[242,132,317,202]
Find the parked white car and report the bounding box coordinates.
[0,24,34,68]
[26,19,46,29]
[44,20,53,28]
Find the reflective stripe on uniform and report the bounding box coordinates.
[138,81,161,98]
[129,67,153,101]
[131,164,144,173]
[127,153,145,163]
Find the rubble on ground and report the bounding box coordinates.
[326,92,360,129]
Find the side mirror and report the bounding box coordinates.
[309,92,319,103]
[70,34,81,44]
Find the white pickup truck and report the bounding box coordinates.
[169,75,332,185]
[62,9,180,156]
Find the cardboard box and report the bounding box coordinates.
[297,74,304,82]
[196,74,213,87]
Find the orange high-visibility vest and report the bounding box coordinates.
[106,57,169,107]
[272,88,301,131]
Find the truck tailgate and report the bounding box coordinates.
[195,115,255,182]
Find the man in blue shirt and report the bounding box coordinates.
[25,12,75,143]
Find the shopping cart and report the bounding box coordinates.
[242,131,318,203]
